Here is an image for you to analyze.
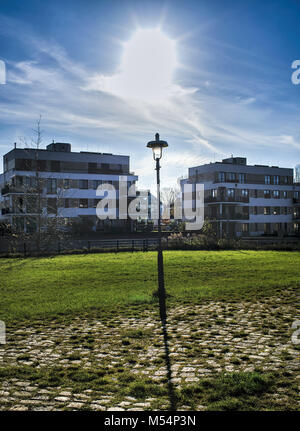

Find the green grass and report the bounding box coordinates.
[0,364,296,410]
[0,250,299,323]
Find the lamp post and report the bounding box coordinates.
[147,133,176,410]
[147,132,168,323]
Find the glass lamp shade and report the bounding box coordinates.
[152,145,163,160]
[146,133,168,160]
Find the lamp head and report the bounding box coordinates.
[146,133,168,160]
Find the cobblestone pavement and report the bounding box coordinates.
[0,293,299,411]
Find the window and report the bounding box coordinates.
[242,223,249,232]
[93,199,100,208]
[92,180,100,190]
[50,161,60,172]
[273,190,280,199]
[283,207,288,215]
[283,191,287,199]
[211,189,217,198]
[47,178,57,194]
[65,199,70,208]
[227,188,235,198]
[79,199,88,208]
[63,179,70,189]
[265,175,270,185]
[88,162,97,173]
[37,160,46,171]
[79,180,88,189]
[264,223,271,234]
[273,207,280,215]
[47,198,57,214]
[273,175,279,185]
[238,173,246,183]
[227,172,236,181]
[30,177,37,188]
[253,206,258,215]
[241,189,249,197]
[294,191,299,199]
[283,176,289,184]
[27,196,38,213]
[253,189,258,198]
[15,176,24,187]
[15,159,32,171]
[218,172,225,182]
[264,190,271,199]
[264,207,270,215]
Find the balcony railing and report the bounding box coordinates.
[1,208,11,215]
[1,185,40,195]
[218,214,249,220]
[205,196,249,203]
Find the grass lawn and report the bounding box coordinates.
[0,250,299,324]
[0,250,299,411]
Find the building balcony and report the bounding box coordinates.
[205,196,249,203]
[1,208,12,215]
[1,185,41,196]
[211,214,249,220]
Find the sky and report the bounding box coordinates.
[0,0,300,189]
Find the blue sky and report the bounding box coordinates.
[0,0,300,188]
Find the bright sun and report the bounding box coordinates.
[103,28,178,101]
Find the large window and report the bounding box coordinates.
[273,190,280,199]
[47,178,57,194]
[227,172,236,181]
[26,196,38,214]
[264,190,271,199]
[79,199,88,208]
[265,175,271,185]
[238,173,246,183]
[264,207,270,215]
[47,198,57,214]
[218,172,225,182]
[241,189,249,197]
[63,179,70,189]
[273,207,280,215]
[79,180,88,189]
[273,175,279,185]
[50,161,60,172]
[227,188,235,198]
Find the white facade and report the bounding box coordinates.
[182,157,300,237]
[0,143,138,233]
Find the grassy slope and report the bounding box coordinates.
[0,250,299,323]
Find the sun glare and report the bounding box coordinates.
[104,28,178,101]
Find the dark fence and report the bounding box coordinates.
[1,234,299,257]
[0,237,160,257]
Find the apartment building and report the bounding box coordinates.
[0,142,138,233]
[182,156,300,238]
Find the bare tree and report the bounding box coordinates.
[161,186,181,220]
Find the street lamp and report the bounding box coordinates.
[147,132,168,323]
[147,133,176,410]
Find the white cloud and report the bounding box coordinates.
[1,17,300,186]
